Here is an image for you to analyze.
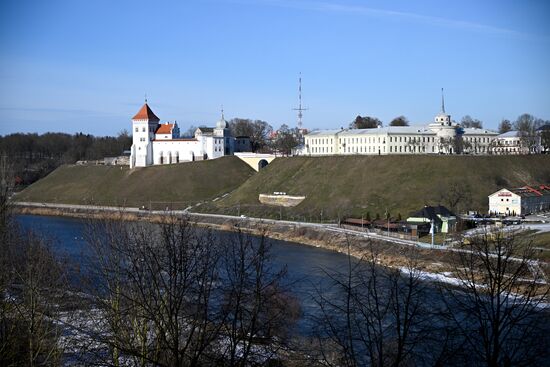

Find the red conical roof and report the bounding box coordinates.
[132,103,160,121]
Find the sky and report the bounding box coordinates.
[0,0,549,136]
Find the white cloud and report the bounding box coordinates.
[236,0,525,37]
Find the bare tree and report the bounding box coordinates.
[83,216,227,366]
[406,137,426,153]
[219,228,299,366]
[350,115,382,129]
[182,125,198,138]
[82,216,300,366]
[10,232,69,367]
[460,115,483,129]
[0,157,74,366]
[437,136,455,154]
[389,116,409,127]
[513,114,543,153]
[440,229,550,367]
[498,119,512,134]
[272,124,301,156]
[438,180,472,216]
[0,156,13,244]
[540,127,550,154]
[229,118,273,152]
[313,238,431,366]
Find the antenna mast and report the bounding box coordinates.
[441,87,445,114]
[292,72,308,129]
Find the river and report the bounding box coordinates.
[14,214,550,365]
[15,214,352,333]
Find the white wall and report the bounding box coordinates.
[488,190,522,215]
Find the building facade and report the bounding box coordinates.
[490,130,543,155]
[129,103,250,168]
[304,108,499,156]
[488,186,550,216]
[406,205,456,233]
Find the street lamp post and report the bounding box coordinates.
[430,219,435,246]
[385,208,390,237]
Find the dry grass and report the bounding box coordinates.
[14,156,255,209]
[199,155,550,221]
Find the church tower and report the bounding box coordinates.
[130,102,160,168]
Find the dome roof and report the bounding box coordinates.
[216,107,228,129]
[216,117,228,129]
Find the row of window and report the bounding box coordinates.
[311,144,442,154]
[310,135,498,147]
[311,146,333,153]
[496,140,520,146]
[135,126,155,133]
[391,136,433,143]
[464,137,490,143]
[309,138,333,145]
[340,136,436,145]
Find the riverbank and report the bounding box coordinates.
[13,202,550,294]
[12,202,470,277]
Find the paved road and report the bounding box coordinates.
[464,223,550,238]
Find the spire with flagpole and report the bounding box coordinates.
[441,88,445,114]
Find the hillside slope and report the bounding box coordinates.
[200,155,550,220]
[15,156,255,209]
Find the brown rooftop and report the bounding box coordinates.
[132,103,160,121]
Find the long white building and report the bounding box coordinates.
[130,102,250,168]
[304,107,499,156]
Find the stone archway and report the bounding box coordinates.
[258,159,269,170]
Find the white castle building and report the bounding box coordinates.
[303,96,499,156]
[130,102,250,168]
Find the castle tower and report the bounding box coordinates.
[214,106,233,155]
[130,102,160,168]
[428,88,458,154]
[434,88,452,126]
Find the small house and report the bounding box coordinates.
[406,205,456,233]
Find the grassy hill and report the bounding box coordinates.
[15,156,255,209]
[199,155,550,221]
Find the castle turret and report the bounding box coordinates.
[214,107,234,155]
[428,89,459,153]
[130,102,160,168]
[434,88,452,126]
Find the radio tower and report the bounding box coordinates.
[292,72,308,129]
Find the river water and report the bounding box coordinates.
[14,214,550,365]
[15,214,353,333]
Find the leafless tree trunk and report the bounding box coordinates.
[1,157,73,366]
[219,228,298,366]
[313,237,430,366]
[83,216,227,366]
[440,228,550,367]
[82,216,300,366]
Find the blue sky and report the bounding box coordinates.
[0,0,549,136]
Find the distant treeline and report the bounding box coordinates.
[0,131,131,186]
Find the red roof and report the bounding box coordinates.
[155,123,174,134]
[510,185,550,198]
[132,103,160,121]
